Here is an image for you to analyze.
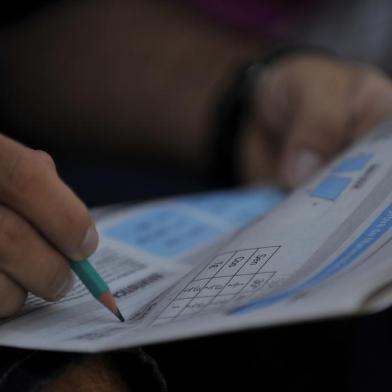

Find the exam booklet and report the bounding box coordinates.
[2,121,392,353]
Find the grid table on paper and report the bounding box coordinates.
[153,246,280,324]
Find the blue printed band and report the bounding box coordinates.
[232,200,392,314]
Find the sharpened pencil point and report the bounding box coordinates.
[116,308,125,322]
[98,292,125,322]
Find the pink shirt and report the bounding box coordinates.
[190,0,319,37]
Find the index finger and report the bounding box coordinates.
[0,134,98,260]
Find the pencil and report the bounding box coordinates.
[70,259,124,322]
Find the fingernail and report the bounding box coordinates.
[79,224,99,258]
[288,150,322,187]
[53,273,74,301]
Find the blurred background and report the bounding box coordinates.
[1,0,392,206]
[0,1,392,391]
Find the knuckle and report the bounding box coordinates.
[0,276,27,317]
[0,149,46,201]
[0,207,27,256]
[40,262,70,301]
[35,150,56,171]
[0,296,25,317]
[359,69,392,100]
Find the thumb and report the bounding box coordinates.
[279,66,392,189]
[279,111,349,188]
[280,147,322,189]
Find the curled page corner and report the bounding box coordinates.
[359,279,392,313]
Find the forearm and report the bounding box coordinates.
[0,0,262,170]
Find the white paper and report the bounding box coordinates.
[1,121,392,353]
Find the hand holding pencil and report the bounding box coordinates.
[0,134,122,320]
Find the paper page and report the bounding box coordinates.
[118,120,392,347]
[2,121,392,353]
[0,185,284,352]
[66,119,392,352]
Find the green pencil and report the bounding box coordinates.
[70,259,124,322]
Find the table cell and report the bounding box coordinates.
[237,247,279,275]
[264,274,289,291]
[198,276,232,297]
[210,295,235,306]
[177,279,209,299]
[232,292,254,304]
[159,299,191,318]
[151,318,171,327]
[243,272,275,292]
[216,249,257,277]
[219,275,253,295]
[180,297,212,315]
[196,252,235,280]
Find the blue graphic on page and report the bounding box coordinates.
[103,208,223,258]
[232,200,392,315]
[311,175,351,201]
[103,186,285,258]
[178,186,284,225]
[334,153,373,173]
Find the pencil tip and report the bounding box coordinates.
[98,291,125,322]
[116,308,125,322]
